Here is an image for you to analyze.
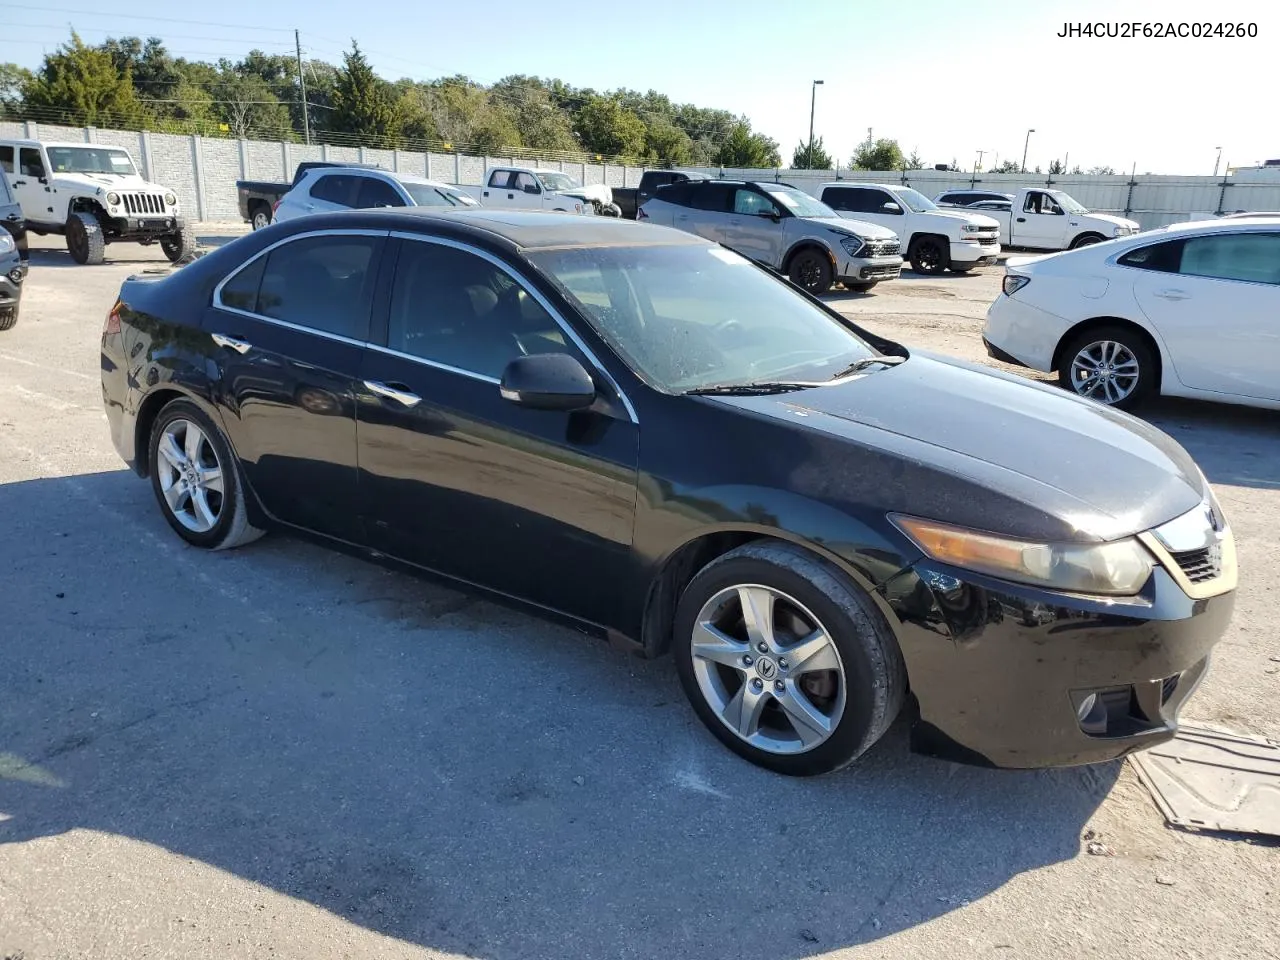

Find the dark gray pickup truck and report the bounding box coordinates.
[613,169,710,219]
[236,161,383,230]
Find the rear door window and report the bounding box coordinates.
[310,174,357,206]
[1179,232,1280,285]
[689,183,733,212]
[254,235,383,340]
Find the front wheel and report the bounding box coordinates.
[1070,233,1105,249]
[909,237,948,275]
[66,211,105,265]
[161,223,196,263]
[148,399,264,550]
[673,542,907,776]
[787,249,834,295]
[1059,326,1156,409]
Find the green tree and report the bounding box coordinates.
[427,76,521,153]
[574,94,646,158]
[791,136,833,169]
[643,121,695,165]
[906,149,923,170]
[713,122,781,168]
[992,159,1021,173]
[330,41,403,144]
[22,31,147,126]
[490,75,578,153]
[1048,159,1065,175]
[0,63,33,111]
[1087,165,1116,175]
[851,138,904,171]
[211,66,293,140]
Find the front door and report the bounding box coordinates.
[12,147,55,227]
[1014,191,1069,248]
[204,230,387,542]
[1131,230,1280,401]
[356,236,639,626]
[726,187,784,267]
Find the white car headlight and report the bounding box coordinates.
[165,193,177,207]
[960,224,983,234]
[106,192,120,205]
[893,515,1155,596]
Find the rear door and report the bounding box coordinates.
[683,182,735,244]
[480,168,516,208]
[1129,230,1280,401]
[355,235,639,625]
[205,229,387,542]
[284,172,359,220]
[12,147,54,227]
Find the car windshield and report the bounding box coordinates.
[402,183,478,207]
[527,243,882,393]
[47,146,137,176]
[1049,191,1090,214]
[760,185,837,219]
[537,172,581,192]
[892,188,937,213]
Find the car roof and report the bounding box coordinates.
[1151,217,1280,234]
[276,208,709,250]
[300,166,452,188]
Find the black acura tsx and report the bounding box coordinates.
[100,209,1237,776]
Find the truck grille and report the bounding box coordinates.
[1169,545,1221,584]
[977,236,999,246]
[122,192,167,215]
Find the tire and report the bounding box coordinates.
[673,541,907,777]
[1058,325,1156,410]
[1070,233,1105,249]
[250,205,272,231]
[0,305,17,331]
[66,211,105,265]
[787,249,834,295]
[948,265,975,274]
[908,236,948,275]
[148,398,264,550]
[161,223,196,263]
[843,281,877,292]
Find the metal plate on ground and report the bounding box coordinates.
[1130,725,1280,837]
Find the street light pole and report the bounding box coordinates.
[1021,128,1035,173]
[1213,146,1223,177]
[808,80,824,165]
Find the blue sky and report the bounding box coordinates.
[4,0,1276,174]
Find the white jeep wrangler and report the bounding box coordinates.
[0,139,193,265]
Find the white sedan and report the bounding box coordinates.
[982,218,1280,411]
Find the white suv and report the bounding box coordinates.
[0,139,191,265]
[274,167,479,223]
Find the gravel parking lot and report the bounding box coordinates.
[2,230,1278,960]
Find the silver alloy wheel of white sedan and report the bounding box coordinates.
[690,583,847,755]
[155,418,225,533]
[1069,339,1141,405]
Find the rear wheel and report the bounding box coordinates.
[787,249,834,295]
[66,211,105,265]
[0,304,17,331]
[1059,325,1156,409]
[250,204,272,230]
[673,542,907,776]
[148,399,264,550]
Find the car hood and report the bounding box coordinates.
[558,183,612,203]
[917,209,1002,229]
[53,172,161,191]
[1081,212,1140,230]
[814,215,898,239]
[710,353,1205,543]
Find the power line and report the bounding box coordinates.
[5,24,297,47]
[0,2,297,33]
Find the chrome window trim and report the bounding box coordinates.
[388,230,639,423]
[366,343,501,385]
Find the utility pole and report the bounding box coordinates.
[975,149,986,172]
[1021,128,1035,173]
[1213,146,1222,177]
[295,29,311,145]
[807,80,823,164]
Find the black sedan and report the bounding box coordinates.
[100,209,1237,776]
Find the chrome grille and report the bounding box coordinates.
[977,236,999,246]
[1169,545,1221,584]
[864,238,902,257]
[122,192,166,215]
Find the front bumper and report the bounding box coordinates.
[105,214,185,239]
[0,253,24,313]
[950,238,1001,267]
[880,561,1234,768]
[840,254,904,283]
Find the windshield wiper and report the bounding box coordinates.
[685,381,815,396]
[825,355,907,380]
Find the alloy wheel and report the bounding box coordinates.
[690,584,846,755]
[155,418,225,533]
[1070,340,1140,405]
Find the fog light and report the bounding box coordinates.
[10,269,22,284]
[1076,693,1097,721]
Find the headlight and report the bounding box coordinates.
[892,515,1155,596]
[106,192,120,205]
[165,193,177,207]
[0,232,14,255]
[1002,274,1030,296]
[960,224,983,234]
[838,236,865,257]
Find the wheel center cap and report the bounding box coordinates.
[755,656,778,681]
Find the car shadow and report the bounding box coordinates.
[0,469,1118,958]
[1141,397,1280,492]
[24,233,245,269]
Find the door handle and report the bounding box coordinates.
[13,180,26,187]
[508,192,515,199]
[211,333,252,354]
[1016,216,1026,222]
[1155,288,1190,301]
[364,380,422,408]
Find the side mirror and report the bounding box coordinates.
[757,209,780,221]
[500,353,596,411]
[523,183,541,194]
[882,201,902,213]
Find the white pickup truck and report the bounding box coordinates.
[463,166,616,216]
[936,187,1140,250]
[817,182,1001,275]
